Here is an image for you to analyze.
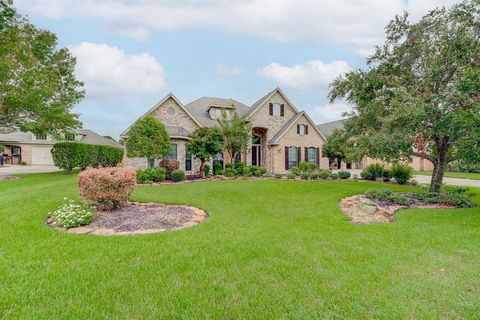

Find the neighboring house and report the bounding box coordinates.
[316,119,434,171]
[122,87,329,174]
[0,129,123,166]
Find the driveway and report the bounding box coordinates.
[0,165,60,175]
[334,169,480,188]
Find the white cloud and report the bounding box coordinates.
[16,0,459,56]
[314,103,353,124]
[115,26,151,42]
[257,60,351,92]
[215,64,243,77]
[69,42,166,99]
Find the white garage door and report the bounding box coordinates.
[32,146,54,165]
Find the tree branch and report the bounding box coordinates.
[411,149,436,164]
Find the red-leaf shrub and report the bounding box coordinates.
[158,159,179,179]
[78,167,136,210]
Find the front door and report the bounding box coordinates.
[252,145,261,166]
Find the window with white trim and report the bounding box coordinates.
[299,124,306,135]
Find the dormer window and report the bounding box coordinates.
[64,133,76,141]
[35,133,47,140]
[215,109,222,118]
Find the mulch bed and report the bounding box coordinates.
[0,175,20,181]
[49,202,208,236]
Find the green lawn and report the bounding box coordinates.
[1,173,479,319]
[414,170,480,180]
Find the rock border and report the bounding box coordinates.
[49,202,208,236]
[340,194,453,224]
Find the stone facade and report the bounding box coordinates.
[270,114,328,174]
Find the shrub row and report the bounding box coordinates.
[361,163,413,184]
[365,186,475,208]
[52,142,123,174]
[137,167,166,184]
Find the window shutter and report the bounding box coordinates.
[316,147,320,168]
[285,146,289,170]
[269,103,273,116]
[297,124,300,134]
[304,147,308,162]
[305,125,309,134]
[297,147,301,164]
[280,104,285,116]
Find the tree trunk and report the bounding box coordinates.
[200,159,206,178]
[430,149,448,193]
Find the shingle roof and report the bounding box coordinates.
[164,126,191,138]
[316,119,346,137]
[77,129,123,148]
[184,97,250,127]
[0,132,31,142]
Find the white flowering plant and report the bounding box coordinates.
[49,198,95,228]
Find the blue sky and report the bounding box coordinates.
[15,0,457,138]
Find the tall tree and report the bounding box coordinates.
[0,0,84,134]
[322,128,356,166]
[125,116,171,167]
[186,127,224,177]
[329,0,480,192]
[217,111,251,163]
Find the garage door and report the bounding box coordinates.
[32,146,54,165]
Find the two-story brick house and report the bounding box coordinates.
[122,88,329,174]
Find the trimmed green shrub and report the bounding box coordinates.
[309,172,319,180]
[234,162,246,175]
[204,164,210,177]
[390,163,413,184]
[382,169,391,182]
[242,166,252,177]
[287,173,296,179]
[365,189,393,200]
[388,194,409,205]
[52,142,123,174]
[136,167,166,184]
[301,172,309,180]
[225,168,236,177]
[413,186,475,208]
[360,164,385,181]
[213,162,223,175]
[253,169,263,177]
[338,171,351,179]
[299,161,309,172]
[225,163,234,170]
[171,169,185,182]
[318,169,331,179]
[290,167,300,176]
[331,173,339,180]
[52,142,89,174]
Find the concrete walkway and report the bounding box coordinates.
[0,165,60,175]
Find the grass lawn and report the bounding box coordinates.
[1,173,480,319]
[414,170,480,180]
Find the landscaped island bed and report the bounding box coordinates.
[1,172,479,318]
